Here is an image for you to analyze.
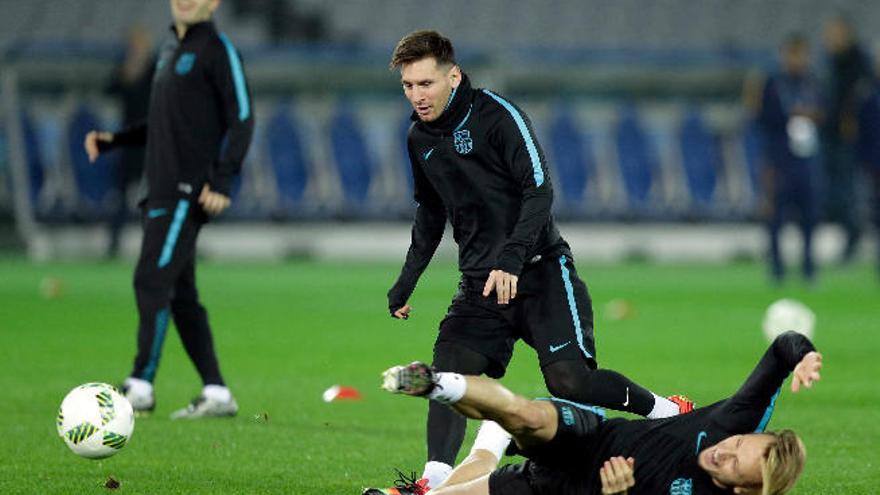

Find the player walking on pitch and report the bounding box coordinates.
[84,0,253,418]
[384,30,691,491]
[371,331,820,494]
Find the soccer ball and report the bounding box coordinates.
[762,299,816,343]
[56,383,135,459]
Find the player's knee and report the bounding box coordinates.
[133,269,163,295]
[432,342,490,375]
[501,398,546,436]
[544,363,593,401]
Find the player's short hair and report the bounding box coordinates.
[389,30,456,70]
[761,430,806,495]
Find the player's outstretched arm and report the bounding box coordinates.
[599,456,635,495]
[716,331,819,431]
[387,145,446,319]
[84,121,148,163]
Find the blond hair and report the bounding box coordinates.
[761,430,806,495]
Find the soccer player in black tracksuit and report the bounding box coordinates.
[378,331,820,495]
[84,0,253,418]
[383,31,690,490]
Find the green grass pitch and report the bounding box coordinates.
[0,258,877,493]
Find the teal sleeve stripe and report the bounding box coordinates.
[536,397,606,418]
[755,387,781,432]
[482,89,544,187]
[218,33,250,121]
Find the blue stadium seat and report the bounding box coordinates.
[398,114,414,197]
[614,106,659,216]
[678,108,719,211]
[67,105,113,217]
[329,104,373,215]
[742,119,763,196]
[266,103,310,216]
[19,110,45,210]
[382,114,418,218]
[548,106,595,217]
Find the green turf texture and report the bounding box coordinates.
[0,258,877,494]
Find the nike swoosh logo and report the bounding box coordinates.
[695,431,708,454]
[622,386,630,407]
[549,341,571,353]
[423,148,435,161]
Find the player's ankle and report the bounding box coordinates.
[427,373,466,403]
[470,420,512,461]
[202,384,232,402]
[422,461,452,489]
[646,394,679,419]
[124,377,153,397]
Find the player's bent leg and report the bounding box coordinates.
[543,360,692,418]
[543,360,651,416]
[382,363,558,447]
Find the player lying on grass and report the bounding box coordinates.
[366,331,821,495]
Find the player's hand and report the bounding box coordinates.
[392,304,412,320]
[483,269,518,305]
[599,456,635,494]
[791,351,822,393]
[84,131,113,163]
[199,184,231,216]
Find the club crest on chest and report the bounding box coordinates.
[453,129,473,155]
[175,53,196,75]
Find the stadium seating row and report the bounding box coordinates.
[8,96,765,223]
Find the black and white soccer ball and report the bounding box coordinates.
[56,383,135,459]
[762,298,816,343]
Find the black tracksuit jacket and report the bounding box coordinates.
[389,74,569,310]
[101,21,254,203]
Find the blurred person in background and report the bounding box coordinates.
[83,0,254,418]
[855,45,880,278]
[103,24,155,258]
[822,14,873,264]
[748,34,824,285]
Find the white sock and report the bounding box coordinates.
[470,420,512,461]
[421,461,452,488]
[202,384,232,403]
[647,393,679,419]
[124,377,153,397]
[427,372,466,404]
